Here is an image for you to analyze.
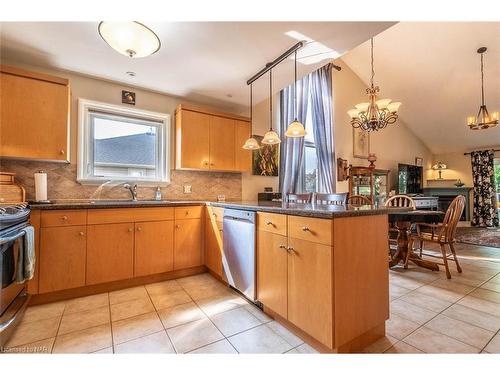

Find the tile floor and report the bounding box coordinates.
[3,242,500,354]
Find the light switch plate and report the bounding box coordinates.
[183,185,192,194]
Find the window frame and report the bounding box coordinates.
[77,99,170,185]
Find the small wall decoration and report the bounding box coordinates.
[353,127,370,159]
[122,90,136,105]
[252,135,279,176]
[415,157,423,167]
[336,158,349,181]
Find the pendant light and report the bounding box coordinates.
[466,47,499,130]
[262,69,281,145]
[242,84,261,150]
[285,50,307,137]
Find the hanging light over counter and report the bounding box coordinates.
[285,50,307,137]
[262,69,281,145]
[242,83,261,150]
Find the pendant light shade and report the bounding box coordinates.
[262,69,281,145]
[98,21,161,58]
[285,51,306,138]
[242,83,261,150]
[262,130,281,145]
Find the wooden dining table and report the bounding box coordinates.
[388,209,445,270]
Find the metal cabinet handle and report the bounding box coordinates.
[266,221,273,226]
[62,215,68,221]
[203,161,209,166]
[60,150,65,155]
[279,244,287,249]
[128,228,133,232]
[210,163,215,166]
[287,246,295,253]
[137,227,142,231]
[302,226,310,232]
[185,211,189,216]
[176,224,181,229]
[79,231,84,236]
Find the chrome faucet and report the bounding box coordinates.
[123,183,138,201]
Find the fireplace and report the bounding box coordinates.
[423,187,472,221]
[436,195,467,221]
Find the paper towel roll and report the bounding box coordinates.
[34,171,48,202]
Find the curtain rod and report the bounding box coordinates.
[464,149,500,155]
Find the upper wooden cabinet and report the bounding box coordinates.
[0,65,70,162]
[175,105,251,172]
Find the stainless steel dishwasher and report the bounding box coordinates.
[222,209,256,301]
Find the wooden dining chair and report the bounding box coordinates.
[408,195,465,279]
[347,194,372,207]
[313,192,347,205]
[384,195,416,209]
[287,193,312,203]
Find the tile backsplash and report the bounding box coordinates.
[0,160,242,201]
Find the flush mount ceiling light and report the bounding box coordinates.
[242,84,261,150]
[285,50,306,138]
[98,21,161,58]
[262,69,281,145]
[467,47,499,130]
[348,38,401,132]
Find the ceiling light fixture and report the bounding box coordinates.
[285,50,306,138]
[98,21,161,58]
[347,38,401,131]
[467,47,498,130]
[262,69,281,145]
[242,84,261,150]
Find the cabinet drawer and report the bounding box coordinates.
[175,206,203,220]
[288,215,332,246]
[41,210,87,227]
[257,212,287,236]
[87,207,174,224]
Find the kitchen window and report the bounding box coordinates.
[77,99,170,184]
[303,103,318,193]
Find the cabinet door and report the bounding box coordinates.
[39,226,86,293]
[209,116,235,171]
[174,219,202,270]
[0,72,69,161]
[86,223,134,285]
[176,109,210,169]
[234,120,252,172]
[257,230,288,318]
[135,221,174,277]
[287,237,333,348]
[204,210,223,277]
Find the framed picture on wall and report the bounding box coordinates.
[353,128,370,159]
[415,157,423,166]
[252,135,279,176]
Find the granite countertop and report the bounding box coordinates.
[29,199,400,219]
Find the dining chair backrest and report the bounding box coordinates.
[287,193,312,204]
[442,195,466,242]
[384,195,416,210]
[314,192,347,205]
[348,194,372,207]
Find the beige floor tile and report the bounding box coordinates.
[109,286,149,305]
[425,314,495,349]
[438,271,489,287]
[416,284,468,303]
[243,304,273,323]
[266,321,303,347]
[183,282,232,301]
[157,301,206,329]
[481,280,500,293]
[22,301,65,323]
[145,280,182,296]
[112,312,164,345]
[457,296,500,317]
[52,324,112,353]
[211,307,261,337]
[386,313,421,340]
[485,333,500,353]
[64,293,109,314]
[390,300,438,325]
[442,303,500,332]
[150,289,192,310]
[390,284,411,300]
[429,278,475,294]
[196,293,248,316]
[403,327,479,353]
[362,335,399,353]
[228,324,292,354]
[469,288,500,304]
[291,343,319,354]
[110,297,155,322]
[58,305,110,335]
[7,337,55,354]
[389,274,425,290]
[399,290,453,313]
[6,316,60,347]
[114,331,176,354]
[188,339,238,354]
[176,273,219,288]
[384,341,424,354]
[92,347,113,354]
[391,268,441,283]
[167,317,224,353]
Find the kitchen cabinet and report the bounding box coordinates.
[86,223,135,285]
[174,218,202,270]
[134,221,174,277]
[175,109,210,170]
[234,120,252,172]
[205,207,224,278]
[39,226,87,293]
[209,115,235,171]
[0,65,70,162]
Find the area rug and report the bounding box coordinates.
[456,226,500,248]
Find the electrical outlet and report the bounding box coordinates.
[183,185,192,194]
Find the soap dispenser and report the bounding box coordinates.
[155,186,162,201]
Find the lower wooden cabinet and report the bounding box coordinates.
[204,210,223,278]
[174,218,202,270]
[86,223,135,285]
[257,230,288,318]
[39,226,87,293]
[134,221,174,277]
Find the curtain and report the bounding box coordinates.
[309,64,335,193]
[279,74,310,194]
[471,150,499,227]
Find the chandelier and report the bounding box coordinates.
[467,47,498,130]
[348,38,401,131]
